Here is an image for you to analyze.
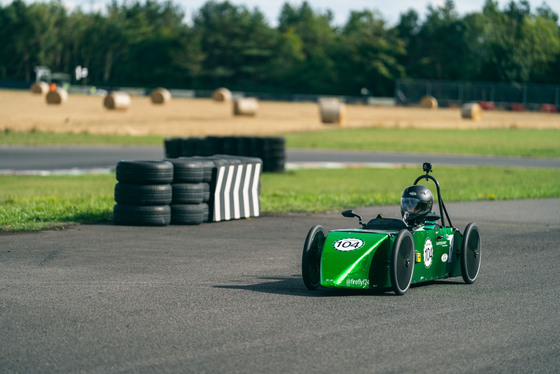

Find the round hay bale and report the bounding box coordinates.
[212,87,232,102]
[420,95,438,109]
[150,87,171,104]
[461,102,482,121]
[104,91,131,110]
[31,82,49,95]
[45,88,68,105]
[233,98,259,116]
[319,98,346,125]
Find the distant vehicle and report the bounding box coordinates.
[302,162,481,295]
[51,72,71,90]
[34,66,71,90]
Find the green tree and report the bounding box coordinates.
[0,0,66,81]
[412,1,474,80]
[334,10,405,96]
[478,0,560,83]
[191,1,277,90]
[265,28,306,93]
[276,2,338,94]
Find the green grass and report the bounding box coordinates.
[261,166,560,213]
[0,174,115,231]
[284,128,560,158]
[0,129,165,146]
[1,166,559,231]
[1,128,559,158]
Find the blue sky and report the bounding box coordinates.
[2,0,559,26]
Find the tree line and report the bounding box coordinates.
[0,0,559,97]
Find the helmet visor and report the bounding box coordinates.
[401,197,431,216]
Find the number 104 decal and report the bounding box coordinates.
[333,238,365,252]
[424,239,433,268]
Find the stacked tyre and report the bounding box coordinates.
[166,158,214,225]
[163,136,284,173]
[259,137,285,173]
[113,161,173,226]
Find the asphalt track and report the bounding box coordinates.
[1,198,559,373]
[1,145,559,172]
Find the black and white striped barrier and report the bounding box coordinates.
[209,155,262,222]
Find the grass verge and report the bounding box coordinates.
[1,166,559,231]
[284,128,560,158]
[0,174,114,231]
[1,128,560,158]
[0,129,164,146]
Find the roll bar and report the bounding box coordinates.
[413,162,453,227]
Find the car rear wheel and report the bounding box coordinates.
[390,229,415,295]
[461,223,481,284]
[302,225,326,290]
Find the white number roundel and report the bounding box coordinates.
[424,239,433,267]
[333,238,365,252]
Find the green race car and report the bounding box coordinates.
[302,162,481,295]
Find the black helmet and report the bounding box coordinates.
[401,185,433,225]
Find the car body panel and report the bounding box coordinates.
[319,223,464,290]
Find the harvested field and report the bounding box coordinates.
[1,89,559,137]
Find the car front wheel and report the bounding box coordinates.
[302,225,326,290]
[390,229,415,295]
[461,223,481,284]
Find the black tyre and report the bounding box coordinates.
[302,225,326,290]
[204,137,223,156]
[170,203,205,225]
[164,158,204,183]
[179,138,197,157]
[262,155,286,173]
[164,138,182,158]
[190,157,215,182]
[114,183,172,205]
[390,229,415,295]
[113,204,171,226]
[116,160,173,185]
[171,183,205,204]
[461,223,481,284]
[201,183,210,202]
[201,202,209,222]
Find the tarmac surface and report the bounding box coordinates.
[1,198,559,373]
[1,145,559,173]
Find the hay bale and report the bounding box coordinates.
[319,98,346,125]
[150,87,171,104]
[104,91,131,110]
[45,88,68,105]
[31,82,49,95]
[212,87,232,102]
[420,95,438,109]
[461,103,482,121]
[233,98,259,116]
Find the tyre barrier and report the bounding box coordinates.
[113,160,173,226]
[112,156,262,226]
[164,136,284,173]
[113,204,171,226]
[116,160,174,185]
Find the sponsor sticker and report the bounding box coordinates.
[424,239,433,268]
[346,278,370,287]
[333,238,365,252]
[446,234,454,262]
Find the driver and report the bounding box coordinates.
[401,185,433,226]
